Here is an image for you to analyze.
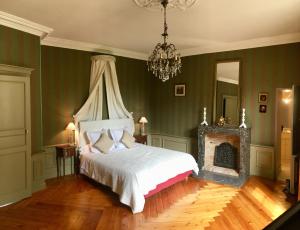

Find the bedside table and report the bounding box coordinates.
[134,135,147,145]
[55,144,76,177]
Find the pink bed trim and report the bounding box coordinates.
[144,170,193,198]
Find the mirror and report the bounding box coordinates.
[213,61,240,126]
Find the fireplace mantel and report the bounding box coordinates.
[197,125,251,187]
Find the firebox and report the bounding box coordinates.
[213,142,237,170]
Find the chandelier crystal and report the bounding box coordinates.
[147,0,182,82]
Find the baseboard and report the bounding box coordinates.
[32,181,46,193]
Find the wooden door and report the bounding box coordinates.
[298,161,300,201]
[292,85,300,155]
[0,70,31,206]
[291,85,300,194]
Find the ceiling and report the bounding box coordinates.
[0,0,300,58]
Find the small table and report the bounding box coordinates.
[134,135,147,145]
[55,144,76,177]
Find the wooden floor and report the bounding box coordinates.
[0,175,294,230]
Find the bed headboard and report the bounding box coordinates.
[78,118,134,148]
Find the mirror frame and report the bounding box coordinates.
[213,59,241,126]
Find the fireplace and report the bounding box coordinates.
[197,125,250,187]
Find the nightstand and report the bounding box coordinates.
[134,135,147,145]
[55,144,76,177]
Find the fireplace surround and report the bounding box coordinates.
[197,125,251,187]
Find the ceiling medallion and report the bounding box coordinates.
[146,0,183,82]
[134,0,197,10]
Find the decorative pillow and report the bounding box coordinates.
[110,128,124,143]
[93,133,114,154]
[121,130,136,148]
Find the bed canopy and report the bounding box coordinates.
[74,55,132,130]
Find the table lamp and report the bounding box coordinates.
[66,122,76,145]
[139,117,148,136]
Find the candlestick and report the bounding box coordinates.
[239,108,247,128]
[201,107,208,126]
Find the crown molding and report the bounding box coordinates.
[180,33,300,57]
[41,37,148,61]
[0,11,53,38]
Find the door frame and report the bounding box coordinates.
[274,88,290,180]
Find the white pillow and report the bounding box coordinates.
[110,128,124,143]
[86,130,103,145]
[114,142,127,150]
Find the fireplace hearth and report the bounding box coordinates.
[197,125,250,187]
[214,142,237,169]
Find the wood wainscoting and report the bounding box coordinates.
[150,134,275,180]
[250,145,274,180]
[31,146,74,192]
[31,138,275,193]
[150,134,197,157]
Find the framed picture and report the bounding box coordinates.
[174,84,186,96]
[259,104,267,113]
[258,92,268,103]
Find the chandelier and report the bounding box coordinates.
[146,0,183,82]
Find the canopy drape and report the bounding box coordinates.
[74,55,132,132]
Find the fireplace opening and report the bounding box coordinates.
[214,142,237,170]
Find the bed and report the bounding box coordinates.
[78,119,199,213]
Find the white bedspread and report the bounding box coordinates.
[80,143,199,213]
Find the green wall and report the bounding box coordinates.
[41,46,151,146]
[2,23,299,148]
[0,25,42,154]
[41,46,91,145]
[151,42,300,146]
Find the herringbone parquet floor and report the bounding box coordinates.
[0,175,294,230]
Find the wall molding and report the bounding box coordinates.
[31,147,74,193]
[149,133,197,158]
[180,33,300,57]
[0,10,53,38]
[42,37,148,61]
[150,134,275,180]
[42,33,300,60]
[250,144,274,179]
[32,152,46,193]
[1,10,300,58]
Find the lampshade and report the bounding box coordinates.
[139,117,148,124]
[66,122,76,131]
